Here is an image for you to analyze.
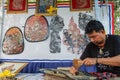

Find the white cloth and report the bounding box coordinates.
[15,73,44,80]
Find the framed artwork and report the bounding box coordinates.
[70,0,92,11]
[28,0,36,3]
[7,0,28,14]
[0,62,28,75]
[35,0,57,16]
[0,0,1,6]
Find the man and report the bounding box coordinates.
[71,20,120,76]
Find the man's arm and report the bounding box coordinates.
[82,55,120,67]
[97,55,120,66]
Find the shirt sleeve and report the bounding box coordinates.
[114,36,120,55]
[80,44,91,60]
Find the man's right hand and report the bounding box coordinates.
[69,66,78,75]
[70,59,83,75]
[73,59,83,69]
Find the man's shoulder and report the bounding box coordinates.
[107,35,120,39]
[107,35,120,42]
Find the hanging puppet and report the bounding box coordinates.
[2,27,24,54]
[49,15,64,53]
[24,15,49,42]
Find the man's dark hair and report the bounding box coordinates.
[85,20,105,34]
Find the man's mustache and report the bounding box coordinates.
[94,41,103,45]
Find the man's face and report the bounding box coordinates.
[87,30,106,47]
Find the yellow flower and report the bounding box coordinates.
[0,73,5,77]
[47,6,57,14]
[0,69,15,78]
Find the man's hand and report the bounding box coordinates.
[82,58,97,66]
[70,59,83,75]
[69,66,78,75]
[73,59,83,69]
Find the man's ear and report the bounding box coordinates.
[101,30,106,34]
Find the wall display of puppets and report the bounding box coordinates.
[0,1,114,60]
